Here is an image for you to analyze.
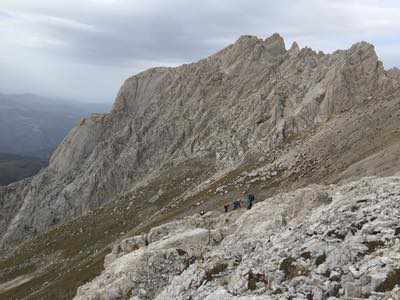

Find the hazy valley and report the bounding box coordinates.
[0,93,110,185]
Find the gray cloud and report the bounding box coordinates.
[0,0,399,101]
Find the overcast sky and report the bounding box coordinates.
[0,0,399,102]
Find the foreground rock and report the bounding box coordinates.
[75,176,400,299]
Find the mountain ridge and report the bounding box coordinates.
[1,33,400,299]
[2,33,400,250]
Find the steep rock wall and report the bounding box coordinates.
[1,33,399,250]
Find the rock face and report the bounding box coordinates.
[1,33,400,251]
[75,176,400,299]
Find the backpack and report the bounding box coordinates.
[248,194,255,202]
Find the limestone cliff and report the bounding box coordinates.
[1,33,400,252]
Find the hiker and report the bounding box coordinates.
[233,199,241,210]
[224,201,229,213]
[247,269,256,290]
[281,213,287,226]
[256,272,268,288]
[245,193,255,209]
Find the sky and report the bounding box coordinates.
[0,0,399,102]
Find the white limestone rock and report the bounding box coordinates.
[75,176,400,299]
[3,32,400,252]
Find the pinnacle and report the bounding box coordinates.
[346,40,379,68]
[349,41,376,54]
[234,33,286,48]
[289,41,300,54]
[235,35,263,47]
[348,41,378,60]
[264,33,286,55]
[265,32,285,45]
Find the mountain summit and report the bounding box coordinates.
[1,33,399,248]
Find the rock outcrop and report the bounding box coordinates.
[75,176,400,299]
[1,33,400,254]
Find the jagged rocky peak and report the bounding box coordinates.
[349,40,377,57]
[346,41,381,72]
[264,32,286,54]
[288,41,300,54]
[1,33,400,253]
[231,32,286,55]
[235,34,262,45]
[2,33,400,299]
[388,67,400,81]
[234,32,285,49]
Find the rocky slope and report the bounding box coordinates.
[2,33,400,251]
[1,33,400,298]
[75,176,400,299]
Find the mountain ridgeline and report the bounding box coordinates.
[1,33,400,299]
[1,33,400,249]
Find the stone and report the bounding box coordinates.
[3,33,400,252]
[73,176,400,299]
[344,282,363,298]
[3,32,400,299]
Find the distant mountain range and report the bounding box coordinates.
[0,93,111,160]
[0,153,45,186]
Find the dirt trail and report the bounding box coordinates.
[0,274,34,293]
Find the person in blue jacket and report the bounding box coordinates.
[245,193,255,209]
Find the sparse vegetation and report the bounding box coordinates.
[376,269,400,292]
[363,240,386,254]
[0,158,217,299]
[205,263,228,282]
[279,256,308,280]
[315,252,326,266]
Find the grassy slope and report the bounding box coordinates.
[0,145,300,299]
[0,157,217,299]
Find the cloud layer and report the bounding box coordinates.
[0,0,399,101]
